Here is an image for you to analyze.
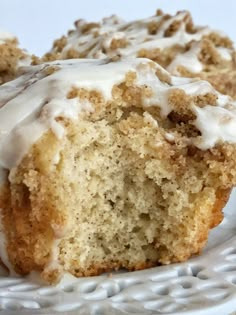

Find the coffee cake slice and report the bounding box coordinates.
[0,58,236,283]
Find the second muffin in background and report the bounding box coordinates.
[43,9,236,99]
[0,30,32,85]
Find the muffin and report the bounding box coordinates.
[0,57,236,284]
[43,10,236,99]
[0,30,31,84]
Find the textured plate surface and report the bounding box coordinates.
[0,191,236,315]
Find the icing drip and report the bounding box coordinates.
[0,209,16,275]
[167,42,203,74]
[193,105,236,149]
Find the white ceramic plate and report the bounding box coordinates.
[0,191,236,315]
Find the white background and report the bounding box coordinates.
[1,0,236,56]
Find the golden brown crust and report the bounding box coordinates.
[210,188,231,228]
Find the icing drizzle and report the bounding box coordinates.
[0,57,235,175]
[50,11,234,75]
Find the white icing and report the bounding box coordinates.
[193,105,236,149]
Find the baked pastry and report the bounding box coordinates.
[43,10,236,99]
[0,30,31,85]
[0,57,236,284]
